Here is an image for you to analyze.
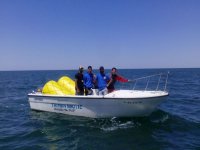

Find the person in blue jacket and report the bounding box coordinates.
[83,66,95,95]
[96,66,110,95]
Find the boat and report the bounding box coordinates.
[28,73,169,118]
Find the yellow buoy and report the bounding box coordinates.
[42,80,66,95]
[57,76,75,95]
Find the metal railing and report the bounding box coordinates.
[120,72,169,92]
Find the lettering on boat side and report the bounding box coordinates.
[123,101,142,104]
[51,103,82,112]
[33,98,43,101]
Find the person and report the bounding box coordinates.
[75,66,84,95]
[96,66,110,95]
[107,67,129,93]
[83,66,95,95]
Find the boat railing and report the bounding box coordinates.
[119,72,169,92]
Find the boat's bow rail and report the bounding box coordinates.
[119,72,169,92]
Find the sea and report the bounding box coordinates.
[0,68,200,150]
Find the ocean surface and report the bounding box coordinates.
[0,69,200,150]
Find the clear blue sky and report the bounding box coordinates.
[0,0,200,70]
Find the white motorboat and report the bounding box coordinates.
[28,73,169,118]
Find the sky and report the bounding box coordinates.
[0,0,200,70]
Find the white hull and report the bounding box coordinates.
[28,90,168,118]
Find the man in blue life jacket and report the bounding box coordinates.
[96,66,110,95]
[83,66,95,95]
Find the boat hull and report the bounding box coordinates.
[28,90,168,118]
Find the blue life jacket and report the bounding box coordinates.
[83,72,94,89]
[96,73,110,91]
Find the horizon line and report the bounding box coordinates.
[0,67,199,72]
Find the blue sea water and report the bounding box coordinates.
[0,69,200,150]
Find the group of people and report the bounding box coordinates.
[75,66,129,96]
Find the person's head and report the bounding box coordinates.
[88,66,92,73]
[99,66,104,74]
[79,66,84,73]
[111,67,117,74]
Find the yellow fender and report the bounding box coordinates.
[57,76,75,95]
